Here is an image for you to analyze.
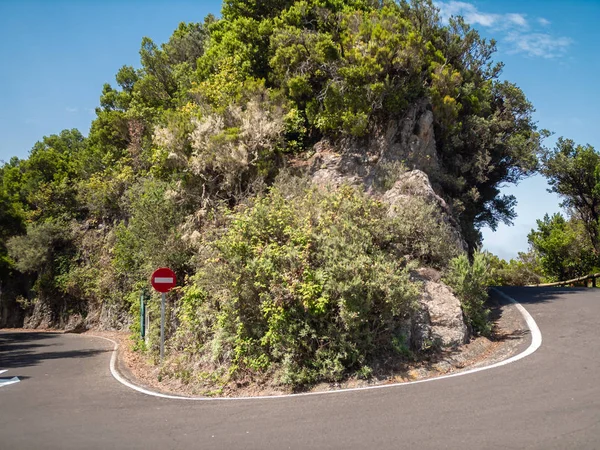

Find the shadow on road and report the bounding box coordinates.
[493,286,594,305]
[0,332,109,370]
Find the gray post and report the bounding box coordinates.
[145,307,150,346]
[160,292,165,361]
[140,292,146,339]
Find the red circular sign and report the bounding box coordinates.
[151,267,177,293]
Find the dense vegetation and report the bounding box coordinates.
[493,138,600,285]
[0,0,552,388]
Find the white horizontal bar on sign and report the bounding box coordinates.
[154,277,174,283]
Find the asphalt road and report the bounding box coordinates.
[1,287,600,449]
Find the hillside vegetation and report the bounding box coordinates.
[491,138,600,286]
[0,0,544,389]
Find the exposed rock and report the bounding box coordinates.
[414,267,442,283]
[371,99,439,174]
[64,314,87,334]
[307,100,470,350]
[96,301,131,331]
[383,170,443,206]
[309,144,364,188]
[23,300,53,329]
[308,99,441,190]
[410,279,468,349]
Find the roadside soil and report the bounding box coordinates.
[3,291,529,398]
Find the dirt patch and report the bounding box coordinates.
[78,292,529,398]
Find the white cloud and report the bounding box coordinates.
[538,17,551,26]
[507,13,528,28]
[505,33,573,59]
[66,107,78,113]
[437,1,501,27]
[436,1,572,59]
[437,2,529,29]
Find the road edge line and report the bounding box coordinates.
[96,288,542,401]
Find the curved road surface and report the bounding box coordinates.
[1,287,600,449]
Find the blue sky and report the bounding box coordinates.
[0,0,598,259]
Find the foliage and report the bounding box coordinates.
[175,179,436,386]
[527,213,598,282]
[112,178,192,293]
[0,0,547,384]
[7,221,71,275]
[1,130,87,223]
[6,221,76,312]
[539,139,600,255]
[0,187,25,278]
[445,251,492,336]
[486,252,543,287]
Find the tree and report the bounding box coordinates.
[222,0,300,21]
[0,189,25,278]
[164,20,213,68]
[0,130,86,222]
[528,213,597,281]
[539,138,600,254]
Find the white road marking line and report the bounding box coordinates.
[95,288,542,401]
[491,288,543,361]
[0,377,20,387]
[0,369,20,388]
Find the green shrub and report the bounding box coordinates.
[445,251,493,336]
[7,221,71,274]
[175,179,432,387]
[389,196,462,269]
[486,251,544,287]
[112,178,191,291]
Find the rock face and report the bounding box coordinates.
[308,100,470,350]
[23,299,53,329]
[412,279,469,349]
[395,269,468,350]
[64,313,87,334]
[308,99,441,190]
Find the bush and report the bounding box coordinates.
[7,221,71,274]
[112,178,191,282]
[175,178,431,387]
[487,252,544,287]
[445,251,493,336]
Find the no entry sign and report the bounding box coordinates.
[151,267,176,293]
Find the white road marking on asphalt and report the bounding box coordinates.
[0,369,20,387]
[93,288,543,401]
[491,288,543,361]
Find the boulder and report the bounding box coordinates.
[64,314,87,334]
[398,269,468,350]
[412,279,468,349]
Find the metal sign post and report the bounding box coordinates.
[150,267,177,363]
[140,291,146,339]
[160,292,165,361]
